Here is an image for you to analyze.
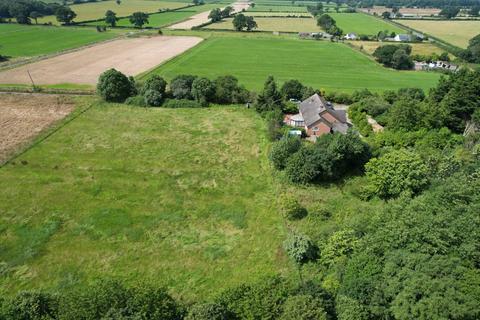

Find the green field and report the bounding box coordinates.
[206,17,321,32]
[86,5,218,27]
[0,100,287,300]
[38,0,186,24]
[148,36,441,93]
[0,24,120,58]
[395,19,480,48]
[328,13,405,35]
[249,5,309,12]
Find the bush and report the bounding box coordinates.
[97,68,136,102]
[283,232,318,265]
[365,149,429,199]
[141,75,167,106]
[279,294,328,320]
[162,99,203,108]
[58,279,182,320]
[3,291,58,320]
[170,74,197,99]
[269,136,301,170]
[125,95,147,107]
[284,146,320,184]
[192,77,215,106]
[185,303,229,320]
[265,109,284,141]
[279,195,307,220]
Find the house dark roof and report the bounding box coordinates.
[299,94,330,127]
[299,94,350,133]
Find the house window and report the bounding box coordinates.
[312,127,319,131]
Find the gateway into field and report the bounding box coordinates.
[0,36,202,86]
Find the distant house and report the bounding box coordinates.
[344,33,357,40]
[393,34,411,42]
[284,94,350,137]
[415,60,458,72]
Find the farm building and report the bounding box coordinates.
[284,94,350,137]
[393,34,411,42]
[344,33,358,40]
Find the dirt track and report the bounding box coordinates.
[0,93,76,163]
[168,1,251,29]
[0,36,202,85]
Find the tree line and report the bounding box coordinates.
[97,69,252,108]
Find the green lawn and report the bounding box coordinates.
[0,100,287,300]
[0,24,120,58]
[147,36,441,93]
[206,17,321,32]
[38,0,186,24]
[327,13,405,35]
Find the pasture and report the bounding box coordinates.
[206,17,320,32]
[148,36,441,93]
[0,24,119,58]
[348,41,450,57]
[395,19,480,48]
[38,0,186,24]
[327,13,405,35]
[0,99,286,300]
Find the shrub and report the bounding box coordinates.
[265,109,284,141]
[97,68,136,102]
[141,75,167,106]
[58,279,182,320]
[284,146,320,184]
[365,149,429,199]
[125,95,147,107]
[141,75,167,95]
[279,195,307,220]
[144,89,164,107]
[281,79,305,100]
[3,291,58,320]
[279,294,328,320]
[283,232,318,265]
[269,136,301,170]
[170,74,197,99]
[191,77,215,106]
[162,99,203,108]
[185,303,229,320]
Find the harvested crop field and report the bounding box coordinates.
[395,19,480,48]
[0,93,75,163]
[168,1,250,29]
[0,36,202,86]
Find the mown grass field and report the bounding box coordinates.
[206,17,320,32]
[38,0,186,24]
[0,24,121,58]
[395,19,480,48]
[248,5,309,12]
[148,36,441,93]
[348,40,450,57]
[0,99,288,300]
[86,4,218,27]
[327,13,405,35]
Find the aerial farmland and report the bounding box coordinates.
[0,0,479,318]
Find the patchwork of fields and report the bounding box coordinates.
[395,19,480,48]
[0,24,121,58]
[149,36,441,92]
[348,41,450,57]
[0,101,286,300]
[38,0,186,24]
